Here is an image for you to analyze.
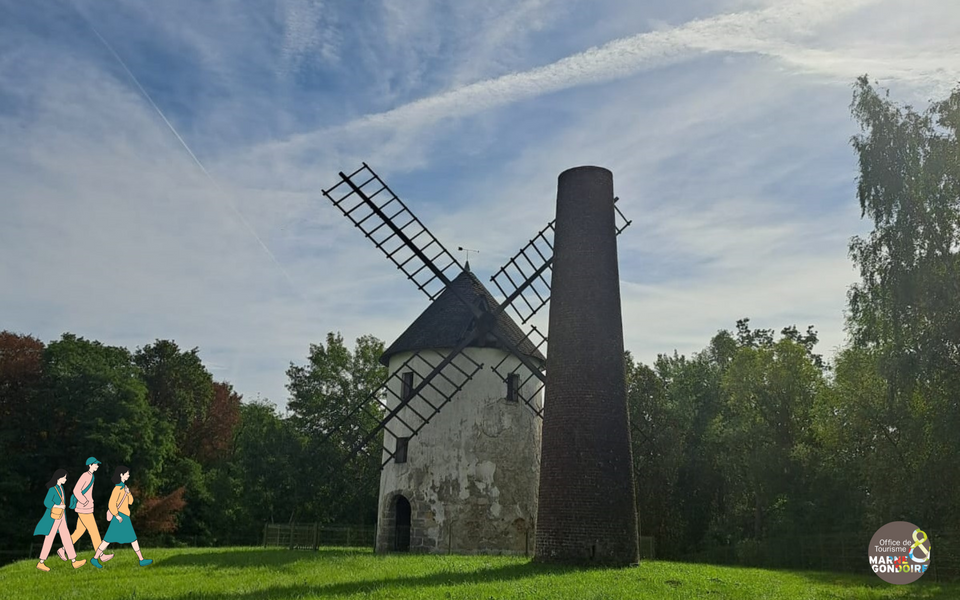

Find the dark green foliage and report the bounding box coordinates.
[0,330,387,555]
[833,76,960,532]
[134,340,215,455]
[285,333,387,526]
[630,322,826,558]
[0,333,177,552]
[40,334,175,495]
[0,332,46,546]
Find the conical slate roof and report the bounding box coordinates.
[380,269,547,366]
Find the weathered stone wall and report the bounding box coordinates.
[376,347,542,554]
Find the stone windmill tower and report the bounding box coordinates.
[319,163,634,558]
[375,268,544,554]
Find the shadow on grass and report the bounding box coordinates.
[156,548,366,569]
[794,569,957,596]
[680,558,960,598]
[151,559,594,599]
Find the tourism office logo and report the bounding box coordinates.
[868,521,932,584]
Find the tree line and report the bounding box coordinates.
[0,331,385,554]
[1,77,957,559]
[631,77,960,558]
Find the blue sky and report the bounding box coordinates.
[1,0,958,406]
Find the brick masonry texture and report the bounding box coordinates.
[534,166,640,566]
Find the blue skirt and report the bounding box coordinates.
[103,513,137,544]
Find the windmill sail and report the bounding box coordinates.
[322,165,548,465]
[360,349,486,467]
[486,198,632,418]
[356,271,545,466]
[321,164,631,466]
[490,198,632,325]
[323,163,464,301]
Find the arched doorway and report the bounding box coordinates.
[393,495,411,551]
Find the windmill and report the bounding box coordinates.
[320,163,635,557]
[320,163,630,464]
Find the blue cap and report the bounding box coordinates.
[85,457,101,466]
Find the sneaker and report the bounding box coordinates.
[101,553,114,562]
[36,562,50,572]
[90,558,103,569]
[72,560,86,569]
[138,559,153,567]
[57,548,67,561]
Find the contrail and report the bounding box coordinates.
[260,0,892,159]
[78,11,296,288]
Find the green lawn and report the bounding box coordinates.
[0,546,955,599]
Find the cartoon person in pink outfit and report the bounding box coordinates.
[55,457,113,563]
[33,469,86,571]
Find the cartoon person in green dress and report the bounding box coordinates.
[34,469,86,571]
[90,466,152,568]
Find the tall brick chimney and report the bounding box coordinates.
[534,166,639,565]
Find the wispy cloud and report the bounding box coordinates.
[280,0,340,75]
[444,0,562,87]
[257,0,905,159]
[2,0,957,404]
[415,62,869,365]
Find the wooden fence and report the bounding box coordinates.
[262,523,377,550]
[639,536,655,560]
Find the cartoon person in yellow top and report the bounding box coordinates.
[34,469,86,571]
[90,466,152,568]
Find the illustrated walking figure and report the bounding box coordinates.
[58,457,113,563]
[90,466,152,568]
[34,469,86,571]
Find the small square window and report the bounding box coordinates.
[401,371,415,402]
[395,437,410,464]
[506,373,520,403]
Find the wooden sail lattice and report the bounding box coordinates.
[321,164,636,467]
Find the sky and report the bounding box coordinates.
[1,0,958,407]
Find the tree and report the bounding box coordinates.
[38,334,175,493]
[0,332,46,550]
[228,401,303,535]
[841,77,960,530]
[0,331,44,422]
[0,330,264,549]
[648,337,729,555]
[0,331,45,461]
[813,346,897,532]
[711,336,823,540]
[132,339,220,539]
[286,333,387,525]
[134,340,215,454]
[134,486,188,535]
[0,334,180,550]
[188,381,242,465]
[634,321,829,556]
[848,76,960,377]
[626,352,688,556]
[286,333,386,441]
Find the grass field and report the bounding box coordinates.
[0,546,956,599]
